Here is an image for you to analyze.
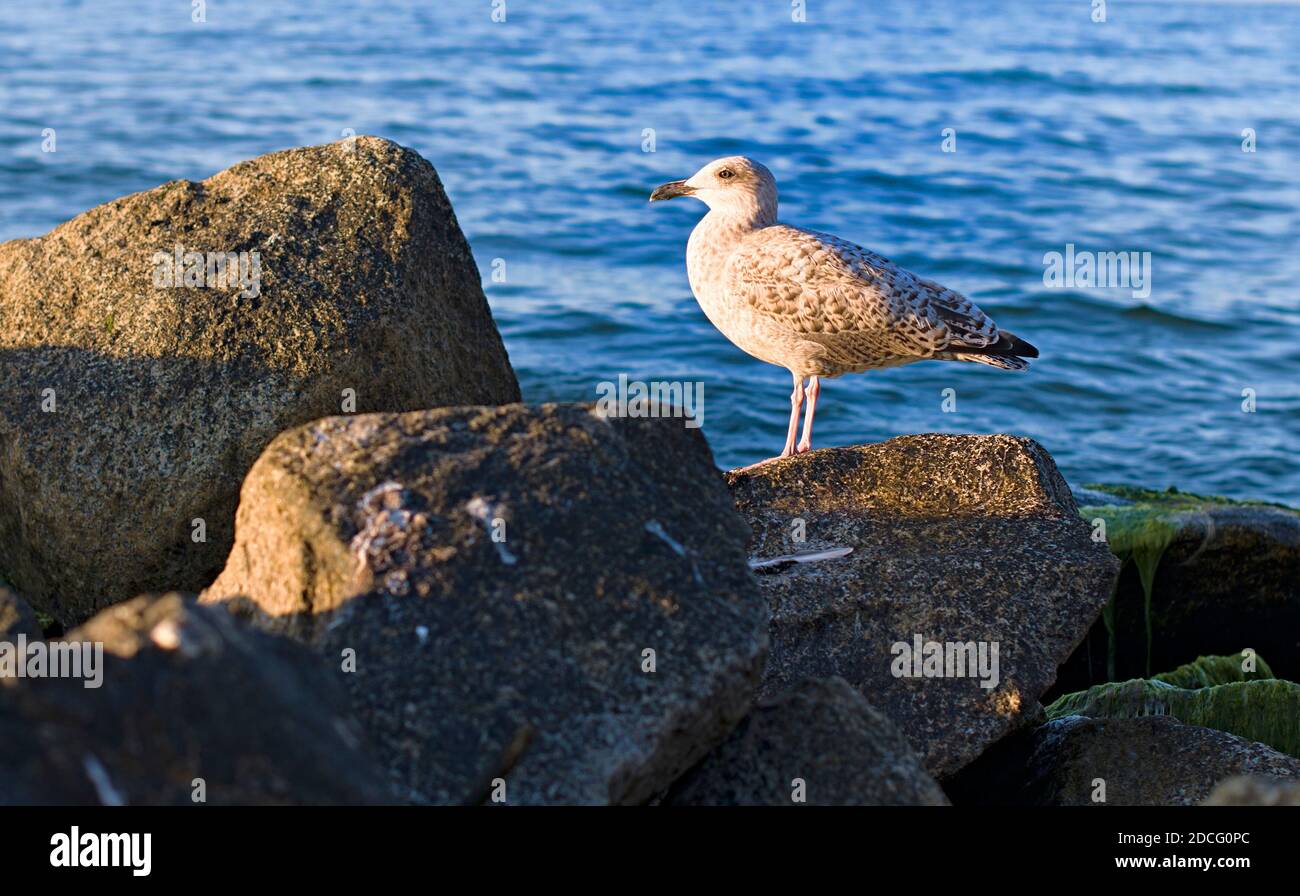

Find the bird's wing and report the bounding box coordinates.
[721,225,1001,355]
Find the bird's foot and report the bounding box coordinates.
[730,452,795,474]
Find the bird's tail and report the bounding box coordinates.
[939,330,1038,370]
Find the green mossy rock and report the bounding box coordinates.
[1046,677,1300,758]
[1055,485,1300,692]
[1151,653,1274,689]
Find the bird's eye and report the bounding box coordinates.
[717,168,734,180]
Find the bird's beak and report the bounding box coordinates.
[650,180,695,202]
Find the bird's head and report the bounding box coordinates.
[650,156,777,224]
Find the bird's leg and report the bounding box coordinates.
[796,376,820,453]
[729,373,804,474]
[780,372,805,458]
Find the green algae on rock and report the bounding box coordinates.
[1079,485,1263,678]
[1046,677,1300,758]
[1059,485,1300,689]
[1152,652,1274,689]
[1080,486,1188,678]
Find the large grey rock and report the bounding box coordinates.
[0,593,395,805]
[949,715,1300,806]
[0,137,520,626]
[202,404,768,804]
[1058,492,1300,691]
[665,677,948,806]
[725,434,1120,777]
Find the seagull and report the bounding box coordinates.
[651,156,1037,471]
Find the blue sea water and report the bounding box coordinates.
[2,0,1298,502]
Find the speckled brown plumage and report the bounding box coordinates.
[674,156,1035,378]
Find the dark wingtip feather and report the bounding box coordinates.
[954,329,1039,360]
[1001,330,1039,358]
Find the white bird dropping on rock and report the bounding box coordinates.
[651,156,1038,470]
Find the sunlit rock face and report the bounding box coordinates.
[0,137,520,626]
[725,434,1120,778]
[202,404,768,805]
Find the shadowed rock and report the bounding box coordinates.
[0,137,520,625]
[947,715,1300,806]
[665,676,949,806]
[0,587,40,639]
[0,593,395,805]
[202,404,768,804]
[725,434,1120,777]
